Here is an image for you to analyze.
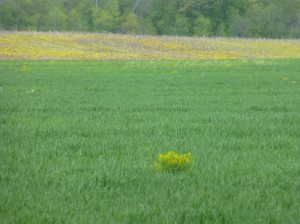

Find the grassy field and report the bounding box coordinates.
[0,59,299,223]
[1,31,300,60]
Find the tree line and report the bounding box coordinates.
[0,0,299,38]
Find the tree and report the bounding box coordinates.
[138,17,157,35]
[76,0,94,31]
[45,7,67,31]
[121,12,139,34]
[193,15,211,36]
[172,15,190,36]
[92,0,120,32]
[0,0,299,38]
[149,0,179,35]
[0,2,15,30]
[67,9,87,31]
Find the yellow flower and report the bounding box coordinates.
[155,150,192,172]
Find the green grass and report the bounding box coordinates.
[0,59,299,223]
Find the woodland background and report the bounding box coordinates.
[0,0,300,38]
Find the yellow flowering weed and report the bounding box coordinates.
[155,151,192,172]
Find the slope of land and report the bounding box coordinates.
[1,32,300,60]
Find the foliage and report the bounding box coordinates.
[0,0,299,38]
[121,12,139,34]
[193,15,211,36]
[45,7,67,31]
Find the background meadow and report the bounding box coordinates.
[1,32,300,60]
[0,59,299,223]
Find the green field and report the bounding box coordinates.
[0,59,299,223]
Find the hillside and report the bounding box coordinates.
[1,32,300,60]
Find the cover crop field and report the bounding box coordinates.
[0,59,299,223]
